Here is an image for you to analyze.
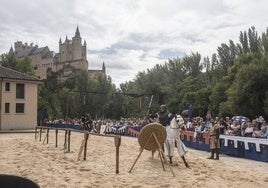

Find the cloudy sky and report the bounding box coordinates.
[1,0,268,87]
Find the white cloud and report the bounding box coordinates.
[1,0,268,87]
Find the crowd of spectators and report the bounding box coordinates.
[44,117,147,135]
[44,113,268,139]
[188,115,268,140]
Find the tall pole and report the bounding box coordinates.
[147,95,154,115]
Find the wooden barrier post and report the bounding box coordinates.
[68,129,71,152]
[42,128,48,144]
[64,130,68,150]
[83,132,89,160]
[114,136,121,174]
[55,129,58,148]
[46,128,49,144]
[39,128,42,141]
[35,127,38,141]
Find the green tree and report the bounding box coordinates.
[0,53,35,76]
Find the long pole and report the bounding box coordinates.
[147,95,154,116]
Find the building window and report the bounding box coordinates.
[16,103,24,113]
[5,103,10,113]
[5,82,10,91]
[16,83,25,99]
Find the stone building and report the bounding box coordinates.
[9,27,105,80]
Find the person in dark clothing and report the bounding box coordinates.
[157,104,174,164]
[81,112,91,131]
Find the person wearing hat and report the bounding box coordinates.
[157,104,174,164]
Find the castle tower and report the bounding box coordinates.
[57,27,88,74]
[14,41,33,52]
[59,36,70,62]
[14,41,23,52]
[72,26,83,61]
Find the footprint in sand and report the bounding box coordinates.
[79,168,91,172]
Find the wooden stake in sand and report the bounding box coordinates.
[55,129,58,148]
[114,136,121,174]
[129,123,175,177]
[63,130,68,150]
[77,132,89,161]
[42,128,49,144]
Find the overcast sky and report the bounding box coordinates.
[1,0,268,87]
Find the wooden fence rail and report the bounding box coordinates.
[35,126,121,174]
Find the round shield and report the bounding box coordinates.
[138,123,166,151]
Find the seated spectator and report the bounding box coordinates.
[224,126,232,135]
[224,117,232,128]
[252,126,261,138]
[197,122,207,142]
[244,123,254,137]
[231,120,240,130]
[230,121,241,136]
[252,119,260,130]
[231,126,241,136]
[258,126,268,138]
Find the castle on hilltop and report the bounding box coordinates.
[9,26,106,80]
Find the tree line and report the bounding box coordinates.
[1,26,268,121]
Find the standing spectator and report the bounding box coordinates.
[188,104,194,122]
[207,118,221,160]
[206,110,212,125]
[218,118,226,134]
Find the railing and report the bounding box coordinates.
[41,123,268,162]
[180,131,268,162]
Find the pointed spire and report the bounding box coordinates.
[65,35,68,41]
[102,62,106,74]
[8,46,14,55]
[75,25,80,38]
[59,38,62,44]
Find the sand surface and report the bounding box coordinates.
[0,131,268,188]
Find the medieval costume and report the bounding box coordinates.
[208,118,220,160]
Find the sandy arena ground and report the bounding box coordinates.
[0,131,268,188]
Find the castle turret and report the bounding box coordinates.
[72,26,83,61]
[102,62,106,74]
[8,46,14,55]
[14,41,23,52]
[75,26,80,38]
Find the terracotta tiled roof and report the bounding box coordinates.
[0,66,40,82]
